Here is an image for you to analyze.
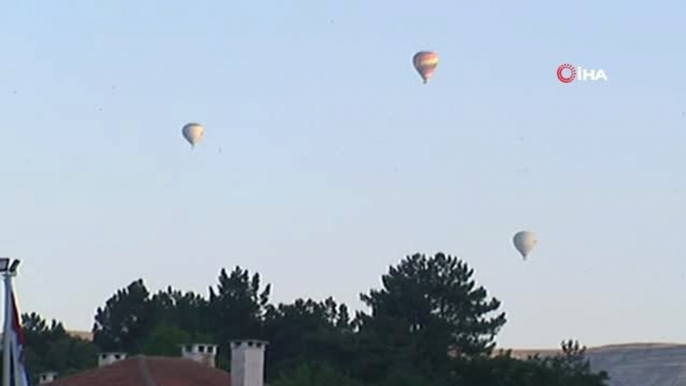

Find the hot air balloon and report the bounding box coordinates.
[413,51,439,84]
[182,123,204,148]
[513,231,537,260]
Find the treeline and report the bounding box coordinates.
[19,253,610,385]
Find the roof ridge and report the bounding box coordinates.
[137,355,157,386]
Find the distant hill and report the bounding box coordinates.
[502,343,686,386]
[66,330,93,341]
[0,330,93,343]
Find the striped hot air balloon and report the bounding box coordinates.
[413,51,439,84]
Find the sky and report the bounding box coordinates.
[0,0,685,349]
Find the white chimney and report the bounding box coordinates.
[181,343,218,368]
[230,340,268,386]
[38,372,58,384]
[98,352,127,367]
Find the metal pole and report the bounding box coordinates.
[2,272,12,386]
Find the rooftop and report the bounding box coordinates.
[48,355,229,386]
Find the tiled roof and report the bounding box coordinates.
[48,356,230,386]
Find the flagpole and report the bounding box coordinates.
[2,269,12,386]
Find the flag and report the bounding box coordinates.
[7,289,30,386]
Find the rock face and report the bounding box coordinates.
[586,343,686,386]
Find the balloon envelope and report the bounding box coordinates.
[413,51,439,84]
[513,231,537,260]
[182,123,204,148]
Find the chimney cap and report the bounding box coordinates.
[38,371,59,384]
[180,343,219,354]
[230,339,269,348]
[99,352,127,357]
[98,352,128,367]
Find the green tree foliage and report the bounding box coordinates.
[540,340,609,385]
[92,280,210,355]
[151,286,210,336]
[139,323,192,356]
[90,267,271,369]
[263,297,354,379]
[20,313,98,384]
[208,266,271,342]
[353,253,506,382]
[271,362,363,386]
[82,258,608,386]
[453,341,609,386]
[360,253,506,356]
[207,266,271,368]
[92,279,155,353]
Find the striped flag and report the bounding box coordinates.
[7,289,30,386]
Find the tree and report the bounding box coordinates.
[379,365,452,386]
[19,312,98,384]
[263,297,354,379]
[207,267,271,370]
[355,253,506,381]
[554,340,597,376]
[92,279,156,353]
[540,340,610,385]
[271,362,364,386]
[151,286,210,338]
[82,259,610,386]
[208,267,271,341]
[452,340,610,386]
[22,312,68,359]
[43,337,98,378]
[139,323,192,356]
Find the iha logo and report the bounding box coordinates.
[557,63,607,83]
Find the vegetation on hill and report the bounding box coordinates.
[17,313,98,384]
[15,252,609,385]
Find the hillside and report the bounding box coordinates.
[506,343,686,386]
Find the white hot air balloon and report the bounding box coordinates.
[182,123,205,148]
[513,231,537,260]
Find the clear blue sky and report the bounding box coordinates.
[0,0,685,349]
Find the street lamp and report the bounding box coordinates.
[8,261,19,275]
[0,258,20,275]
[1,258,20,386]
